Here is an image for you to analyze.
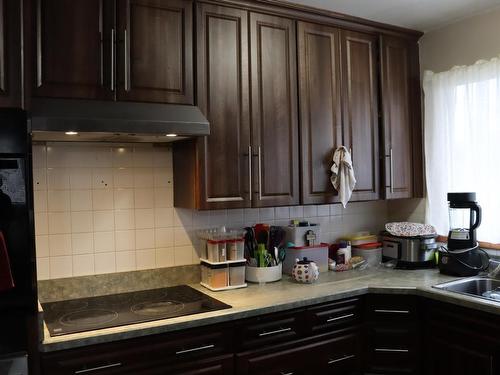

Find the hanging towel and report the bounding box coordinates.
[0,231,14,292]
[330,146,356,208]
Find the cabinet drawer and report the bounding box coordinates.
[306,298,361,334]
[366,346,417,374]
[237,310,304,349]
[236,345,308,375]
[365,294,418,324]
[315,332,362,374]
[121,354,235,375]
[369,325,418,348]
[42,329,230,375]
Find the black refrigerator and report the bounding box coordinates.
[0,109,37,374]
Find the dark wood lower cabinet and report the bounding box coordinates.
[364,294,421,375]
[40,296,500,375]
[423,300,500,375]
[236,331,362,375]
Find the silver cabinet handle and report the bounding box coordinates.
[326,313,355,323]
[248,145,252,201]
[110,29,115,91]
[99,31,104,86]
[374,309,410,314]
[375,348,409,353]
[258,327,291,337]
[389,148,394,194]
[257,146,262,201]
[175,344,215,355]
[74,362,122,374]
[124,29,130,91]
[280,372,294,375]
[328,354,355,364]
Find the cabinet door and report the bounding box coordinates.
[341,30,380,201]
[117,0,193,104]
[380,35,413,199]
[297,21,342,205]
[0,0,22,107]
[425,334,495,375]
[33,0,115,100]
[250,13,299,207]
[195,3,251,209]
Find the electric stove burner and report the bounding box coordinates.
[42,285,231,337]
[51,300,88,311]
[131,300,185,316]
[60,309,118,326]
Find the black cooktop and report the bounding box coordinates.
[42,285,231,336]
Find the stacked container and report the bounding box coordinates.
[198,228,247,291]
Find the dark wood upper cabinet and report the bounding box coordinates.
[33,0,115,100]
[298,24,380,204]
[116,0,193,104]
[341,30,380,201]
[250,13,299,207]
[380,35,415,199]
[298,21,342,205]
[180,3,251,210]
[0,0,22,107]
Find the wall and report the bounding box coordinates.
[33,143,389,280]
[419,6,500,73]
[414,8,500,224]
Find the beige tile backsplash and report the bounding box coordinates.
[33,142,389,280]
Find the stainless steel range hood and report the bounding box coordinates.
[30,98,209,143]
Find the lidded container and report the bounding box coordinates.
[200,260,247,291]
[198,227,245,262]
[229,262,246,286]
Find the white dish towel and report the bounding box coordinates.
[330,146,356,208]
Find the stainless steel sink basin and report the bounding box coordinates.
[433,277,500,302]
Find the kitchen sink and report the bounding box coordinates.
[433,277,500,302]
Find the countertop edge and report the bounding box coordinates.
[39,280,500,353]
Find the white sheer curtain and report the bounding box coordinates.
[423,57,500,243]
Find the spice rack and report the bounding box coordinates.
[200,259,247,291]
[198,228,248,291]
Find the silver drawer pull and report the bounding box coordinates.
[258,327,292,337]
[326,313,354,322]
[74,363,122,374]
[280,372,294,375]
[375,348,409,353]
[328,354,355,364]
[175,344,215,355]
[374,309,410,314]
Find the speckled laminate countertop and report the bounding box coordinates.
[38,268,500,352]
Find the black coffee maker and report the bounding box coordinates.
[438,192,489,276]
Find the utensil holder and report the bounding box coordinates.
[245,263,282,283]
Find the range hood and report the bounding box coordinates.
[30,98,210,143]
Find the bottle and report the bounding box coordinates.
[337,241,352,265]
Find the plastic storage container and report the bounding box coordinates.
[339,232,378,246]
[284,224,321,247]
[352,242,382,267]
[200,260,247,291]
[229,262,246,286]
[228,239,245,261]
[282,244,329,274]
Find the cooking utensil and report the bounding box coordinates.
[244,227,257,260]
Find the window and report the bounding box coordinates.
[423,57,500,244]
